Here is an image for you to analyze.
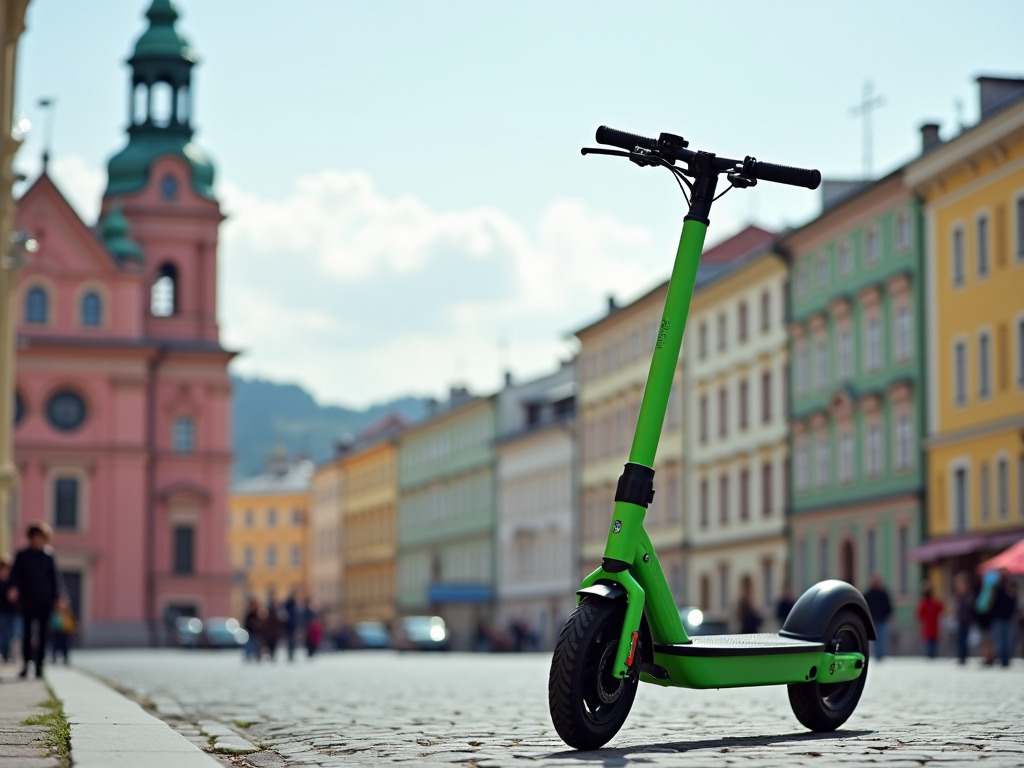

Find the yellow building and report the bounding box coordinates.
[342,416,404,625]
[229,451,313,617]
[905,78,1024,593]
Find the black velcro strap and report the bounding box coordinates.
[614,462,655,508]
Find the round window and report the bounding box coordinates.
[46,391,87,432]
[160,173,179,200]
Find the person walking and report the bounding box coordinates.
[990,569,1017,668]
[242,596,263,662]
[916,582,943,659]
[262,591,283,661]
[303,600,321,658]
[953,572,975,664]
[0,558,16,664]
[864,574,893,660]
[7,522,60,678]
[737,581,763,634]
[775,587,795,628]
[283,590,299,662]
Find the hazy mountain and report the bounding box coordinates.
[231,375,429,480]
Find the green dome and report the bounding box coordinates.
[131,0,194,63]
[100,207,143,262]
[106,133,215,199]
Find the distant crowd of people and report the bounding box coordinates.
[0,522,77,679]
[242,589,323,662]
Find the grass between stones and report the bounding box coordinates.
[21,694,71,765]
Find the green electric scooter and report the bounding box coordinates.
[548,126,874,750]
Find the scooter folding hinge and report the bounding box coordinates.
[614,463,655,508]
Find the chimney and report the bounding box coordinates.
[920,123,942,153]
[607,295,617,314]
[977,75,1024,121]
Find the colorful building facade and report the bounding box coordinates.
[495,363,576,650]
[11,1,233,644]
[784,172,925,649]
[684,230,789,628]
[906,78,1024,595]
[308,455,344,631]
[397,393,496,649]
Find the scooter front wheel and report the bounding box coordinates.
[548,597,638,750]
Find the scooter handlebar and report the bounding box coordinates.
[595,125,658,152]
[750,160,821,190]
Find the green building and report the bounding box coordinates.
[783,172,926,652]
[397,391,497,649]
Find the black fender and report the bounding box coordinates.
[575,580,654,665]
[780,580,876,642]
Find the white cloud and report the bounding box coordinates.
[218,170,664,407]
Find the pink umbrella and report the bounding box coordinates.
[978,537,1024,575]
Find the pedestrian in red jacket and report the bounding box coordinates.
[916,582,944,659]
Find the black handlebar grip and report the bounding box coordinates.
[595,126,658,152]
[751,161,821,190]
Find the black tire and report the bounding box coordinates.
[787,608,870,732]
[548,598,639,750]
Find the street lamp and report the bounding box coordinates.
[0,229,38,556]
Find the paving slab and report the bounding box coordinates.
[0,665,63,768]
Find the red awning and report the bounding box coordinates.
[978,537,1024,575]
[909,530,1024,563]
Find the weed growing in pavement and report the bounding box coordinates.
[22,695,71,765]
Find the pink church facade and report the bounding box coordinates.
[10,0,233,645]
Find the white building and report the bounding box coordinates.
[495,362,577,650]
[684,230,790,629]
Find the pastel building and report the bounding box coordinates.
[397,391,496,649]
[906,78,1024,591]
[308,452,345,631]
[784,166,925,648]
[684,228,789,628]
[495,363,576,649]
[11,0,233,644]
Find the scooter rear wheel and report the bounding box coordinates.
[787,608,869,732]
[548,597,639,750]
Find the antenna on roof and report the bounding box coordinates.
[849,80,884,179]
[37,97,56,171]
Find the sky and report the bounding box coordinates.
[14,0,1024,408]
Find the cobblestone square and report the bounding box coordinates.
[72,651,1024,767]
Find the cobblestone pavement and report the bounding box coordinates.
[73,650,1023,767]
[0,663,64,767]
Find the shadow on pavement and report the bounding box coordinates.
[543,729,875,764]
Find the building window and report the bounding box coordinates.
[243,546,253,569]
[953,466,969,533]
[865,315,882,373]
[796,538,807,591]
[151,263,178,317]
[796,442,809,492]
[839,431,854,484]
[954,339,968,405]
[897,525,910,595]
[718,387,728,438]
[46,391,87,432]
[291,508,303,526]
[266,545,277,568]
[865,420,883,477]
[978,330,991,399]
[819,535,829,581]
[290,544,301,568]
[699,575,710,610]
[761,371,772,423]
[815,253,828,287]
[760,290,771,332]
[896,209,912,250]
[739,467,750,521]
[895,413,914,471]
[895,304,913,363]
[816,337,828,389]
[762,559,774,608]
[980,461,991,522]
[952,227,965,287]
[865,226,880,265]
[838,327,853,381]
[25,286,48,324]
[54,477,79,529]
[719,473,729,525]
[267,508,278,527]
[738,301,748,342]
[997,457,1009,520]
[81,291,102,327]
[173,416,195,453]
[699,394,708,444]
[244,509,254,528]
[699,478,709,528]
[838,240,852,276]
[739,378,749,431]
[976,214,989,278]
[718,563,729,612]
[698,321,707,359]
[761,460,773,516]
[796,260,808,297]
[173,526,194,575]
[795,345,808,396]
[816,434,831,488]
[717,312,727,352]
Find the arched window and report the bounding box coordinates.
[176,85,189,124]
[81,291,102,327]
[151,263,177,317]
[25,286,48,324]
[150,81,173,128]
[173,416,195,453]
[133,82,148,125]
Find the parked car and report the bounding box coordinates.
[678,606,730,636]
[395,615,449,651]
[174,616,204,648]
[204,617,249,649]
[352,621,391,649]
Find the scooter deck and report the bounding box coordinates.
[653,633,824,658]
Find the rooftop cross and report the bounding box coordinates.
[849,79,885,179]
